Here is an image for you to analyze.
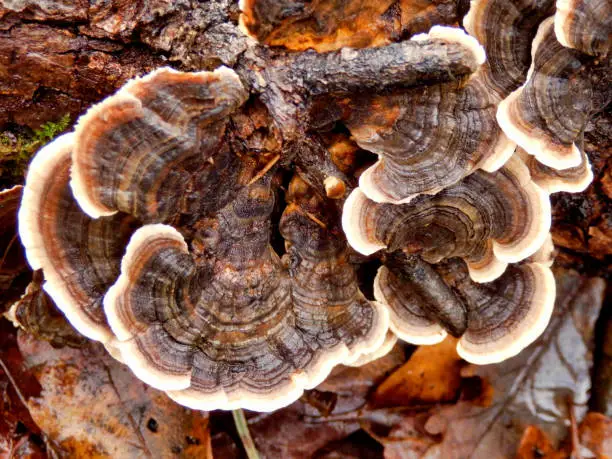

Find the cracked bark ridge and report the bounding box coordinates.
[0,0,248,130]
[241,25,485,133]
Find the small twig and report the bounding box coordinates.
[248,154,280,185]
[0,233,18,270]
[0,355,30,410]
[567,396,582,459]
[232,409,260,459]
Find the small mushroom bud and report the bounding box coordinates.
[324,176,346,199]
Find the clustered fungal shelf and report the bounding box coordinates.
[16,0,610,411]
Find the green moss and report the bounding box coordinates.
[0,114,71,183]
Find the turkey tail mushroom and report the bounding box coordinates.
[103,173,388,411]
[497,17,610,170]
[71,66,248,221]
[342,155,551,283]
[374,255,555,364]
[344,76,514,205]
[18,133,137,347]
[555,0,611,56]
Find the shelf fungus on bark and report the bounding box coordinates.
[71,66,249,221]
[497,17,610,170]
[18,133,137,353]
[19,67,389,412]
[517,147,594,193]
[463,0,555,99]
[105,176,387,411]
[374,254,555,364]
[342,74,514,204]
[554,0,611,56]
[342,156,551,283]
[238,0,461,52]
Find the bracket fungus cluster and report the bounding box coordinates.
[16,0,609,411]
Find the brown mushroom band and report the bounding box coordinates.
[555,0,611,56]
[497,17,611,170]
[464,0,555,99]
[343,156,551,283]
[342,76,513,204]
[105,176,386,411]
[72,67,249,222]
[19,135,137,344]
[375,255,554,364]
[21,67,388,412]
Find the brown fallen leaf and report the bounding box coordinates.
[371,337,462,408]
[375,269,605,458]
[575,412,612,458]
[0,320,45,458]
[516,425,565,459]
[17,332,212,458]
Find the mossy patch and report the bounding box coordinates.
[0,115,71,188]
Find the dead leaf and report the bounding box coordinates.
[376,269,605,458]
[575,412,612,458]
[17,332,212,458]
[371,337,462,408]
[516,425,564,459]
[0,320,45,458]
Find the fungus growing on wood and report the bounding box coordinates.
[517,148,594,193]
[463,0,555,99]
[374,254,555,364]
[342,156,551,283]
[0,185,26,281]
[554,0,611,56]
[18,133,136,349]
[342,76,514,204]
[19,67,389,412]
[497,17,609,170]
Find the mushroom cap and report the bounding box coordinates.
[375,255,555,364]
[103,177,388,411]
[555,0,612,56]
[463,0,556,99]
[343,75,514,204]
[455,262,555,364]
[342,155,551,283]
[71,66,248,221]
[30,67,390,411]
[516,147,594,193]
[18,133,137,344]
[497,17,609,170]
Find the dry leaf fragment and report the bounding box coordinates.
[371,337,462,408]
[17,333,212,459]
